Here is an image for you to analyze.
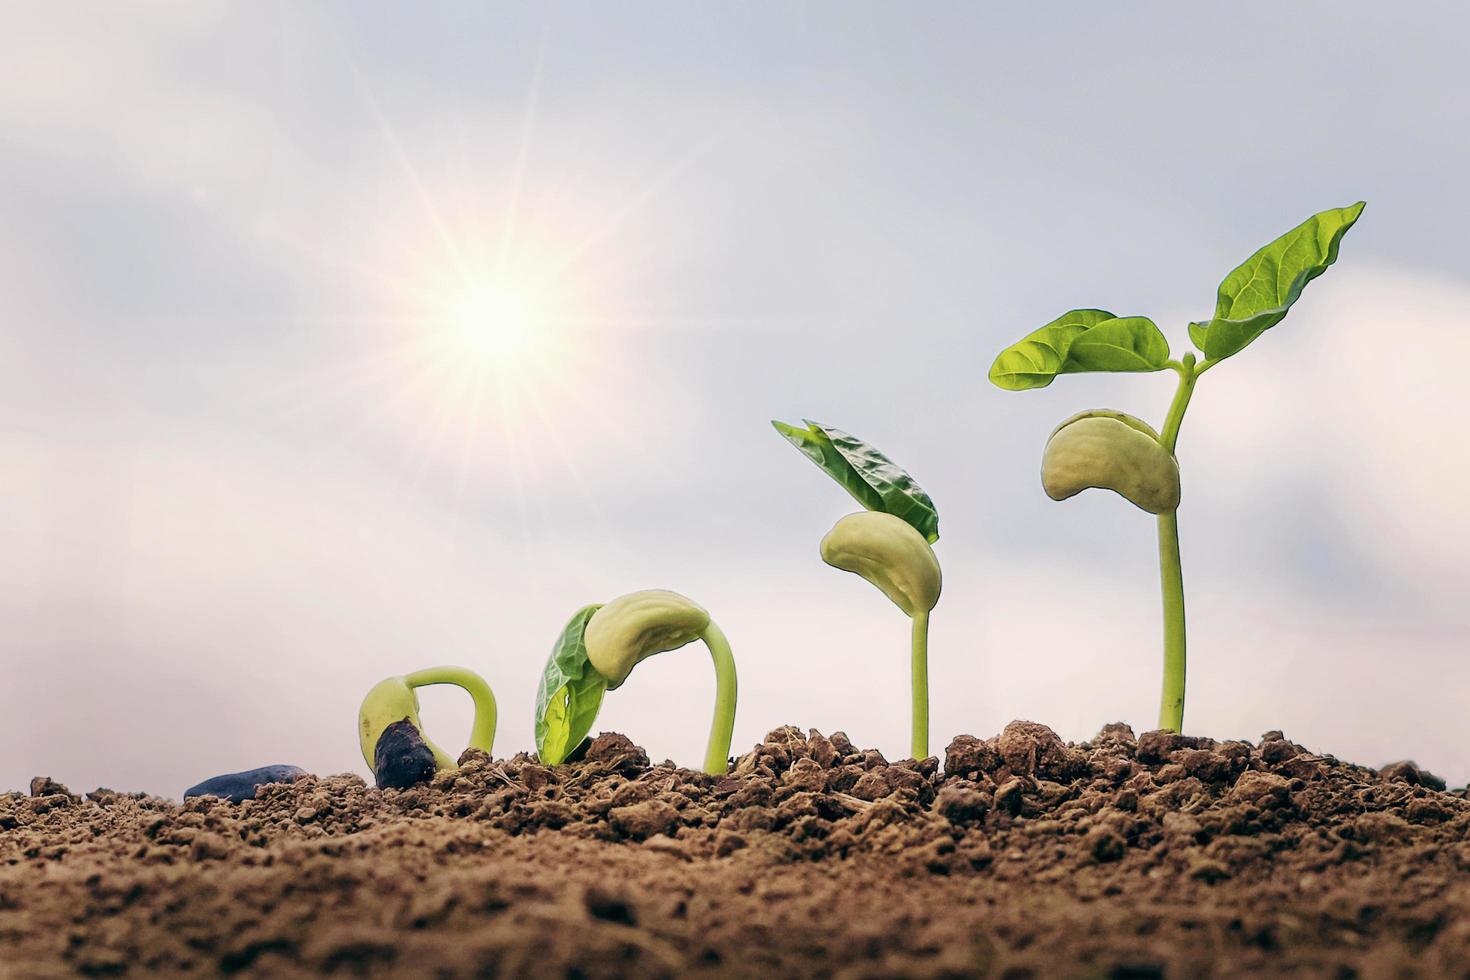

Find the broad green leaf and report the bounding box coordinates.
[773,420,940,543]
[1063,317,1170,374]
[989,310,1169,389]
[1189,202,1365,362]
[534,603,606,765]
[987,309,1115,390]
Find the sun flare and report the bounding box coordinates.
[441,281,542,363]
[254,32,718,509]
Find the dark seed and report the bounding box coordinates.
[374,720,438,790]
[183,765,307,803]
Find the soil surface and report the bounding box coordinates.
[4,722,1470,978]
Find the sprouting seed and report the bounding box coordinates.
[534,590,738,775]
[773,419,941,759]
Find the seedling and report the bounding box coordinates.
[773,420,940,759]
[989,202,1364,732]
[358,666,498,789]
[534,589,738,775]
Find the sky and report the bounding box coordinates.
[3,2,1469,797]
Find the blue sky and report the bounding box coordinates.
[3,2,1468,795]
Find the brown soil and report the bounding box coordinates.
[4,723,1470,978]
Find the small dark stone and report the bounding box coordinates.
[183,765,308,803]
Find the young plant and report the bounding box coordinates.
[358,666,498,789]
[772,419,940,759]
[534,589,738,775]
[988,202,1365,732]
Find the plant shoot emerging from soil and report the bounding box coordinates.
[535,589,738,775]
[989,202,1365,732]
[358,666,499,789]
[774,419,941,759]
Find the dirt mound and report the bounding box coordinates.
[3,722,1469,977]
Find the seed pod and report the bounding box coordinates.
[357,667,497,790]
[819,511,941,617]
[584,589,711,690]
[357,676,448,790]
[1041,411,1180,514]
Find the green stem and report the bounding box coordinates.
[911,610,930,759]
[1154,358,1198,732]
[700,621,738,775]
[1156,511,1186,732]
[1159,354,1199,454]
[405,665,499,757]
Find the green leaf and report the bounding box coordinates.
[1063,316,1171,374]
[987,309,1115,390]
[534,603,606,765]
[989,310,1169,390]
[772,421,885,513]
[1189,201,1365,362]
[773,420,940,543]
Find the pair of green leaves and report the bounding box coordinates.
[533,603,605,765]
[772,419,939,543]
[989,202,1365,389]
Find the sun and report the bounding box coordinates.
[442,281,540,362]
[410,255,576,381]
[256,38,718,504]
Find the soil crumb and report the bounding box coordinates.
[4,723,1469,977]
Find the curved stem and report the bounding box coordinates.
[1158,359,1199,454]
[1156,511,1186,732]
[911,610,930,759]
[405,665,499,758]
[700,621,738,775]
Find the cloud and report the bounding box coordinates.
[0,3,285,198]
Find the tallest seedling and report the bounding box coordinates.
[989,202,1364,732]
